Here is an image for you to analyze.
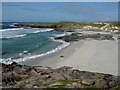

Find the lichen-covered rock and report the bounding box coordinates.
[1,62,120,89]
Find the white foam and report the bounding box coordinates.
[54,32,74,37]
[32,28,54,33]
[0,28,54,32]
[1,28,69,64]
[1,37,70,64]
[1,28,54,39]
[23,50,28,53]
[0,28,24,32]
[2,34,27,39]
[9,23,18,27]
[54,33,66,37]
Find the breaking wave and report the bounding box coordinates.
[2,34,27,39]
[1,36,70,64]
[0,28,24,32]
[1,28,54,39]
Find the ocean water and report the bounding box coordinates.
[1,22,70,64]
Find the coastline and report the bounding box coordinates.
[23,37,118,75]
[3,22,119,76]
[2,23,120,89]
[22,41,79,66]
[2,61,120,88]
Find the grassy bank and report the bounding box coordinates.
[111,22,120,27]
[47,22,106,28]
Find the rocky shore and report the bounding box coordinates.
[1,62,120,89]
[15,24,59,28]
[55,33,115,42]
[2,22,119,89]
[14,22,120,42]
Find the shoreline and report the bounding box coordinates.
[23,38,118,76]
[1,29,70,64]
[2,62,120,88]
[2,25,118,76]
[22,41,77,66]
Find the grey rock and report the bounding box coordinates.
[2,63,120,89]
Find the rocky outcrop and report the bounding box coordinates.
[1,62,120,89]
[15,24,58,28]
[55,33,80,42]
[55,33,115,42]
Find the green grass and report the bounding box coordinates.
[48,80,81,88]
[59,80,81,85]
[46,22,106,28]
[21,21,120,29]
[51,85,66,88]
[111,22,120,27]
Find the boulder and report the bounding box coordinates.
[81,79,95,86]
[29,69,38,76]
[2,63,120,89]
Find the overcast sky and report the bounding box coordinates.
[2,2,118,22]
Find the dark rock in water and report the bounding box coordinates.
[55,33,80,42]
[2,52,7,55]
[11,62,18,66]
[2,63,120,89]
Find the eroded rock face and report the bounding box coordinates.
[2,62,120,89]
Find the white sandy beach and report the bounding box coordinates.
[24,31,118,75]
[37,39,118,75]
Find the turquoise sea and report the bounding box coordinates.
[1,22,70,64]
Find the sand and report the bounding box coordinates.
[23,31,118,75]
[55,40,118,75]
